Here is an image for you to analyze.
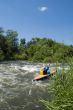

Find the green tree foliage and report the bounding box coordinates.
[0,48,4,60]
[0,28,7,60]
[20,38,26,47]
[0,28,19,60]
[6,30,18,53]
[19,38,26,52]
[17,38,27,60]
[0,27,4,34]
[0,27,73,62]
[26,38,73,62]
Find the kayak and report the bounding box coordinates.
[33,69,56,81]
[33,74,50,81]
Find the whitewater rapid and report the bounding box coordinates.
[0,61,69,110]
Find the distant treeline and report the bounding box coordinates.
[0,27,73,62]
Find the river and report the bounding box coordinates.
[0,61,68,110]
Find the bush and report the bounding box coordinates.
[13,53,28,60]
[41,61,73,110]
[0,49,4,60]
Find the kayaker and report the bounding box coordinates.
[39,65,50,75]
[43,66,50,75]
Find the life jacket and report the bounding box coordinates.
[39,69,44,75]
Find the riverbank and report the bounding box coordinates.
[41,60,73,110]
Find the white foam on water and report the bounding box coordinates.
[35,105,40,108]
[0,62,69,103]
[28,89,32,96]
[21,65,40,72]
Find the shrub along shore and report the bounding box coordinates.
[40,59,73,110]
[0,27,73,63]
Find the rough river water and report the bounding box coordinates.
[0,61,68,110]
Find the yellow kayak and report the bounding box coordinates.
[33,74,49,81]
[33,69,56,81]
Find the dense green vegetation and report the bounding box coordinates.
[41,59,73,110]
[0,27,73,62]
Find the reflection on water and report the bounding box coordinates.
[0,61,68,110]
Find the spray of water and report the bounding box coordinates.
[0,61,69,110]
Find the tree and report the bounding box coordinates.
[0,30,8,59]
[0,48,4,60]
[20,38,26,47]
[6,30,18,58]
[0,27,4,34]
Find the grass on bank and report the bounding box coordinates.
[40,60,73,110]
